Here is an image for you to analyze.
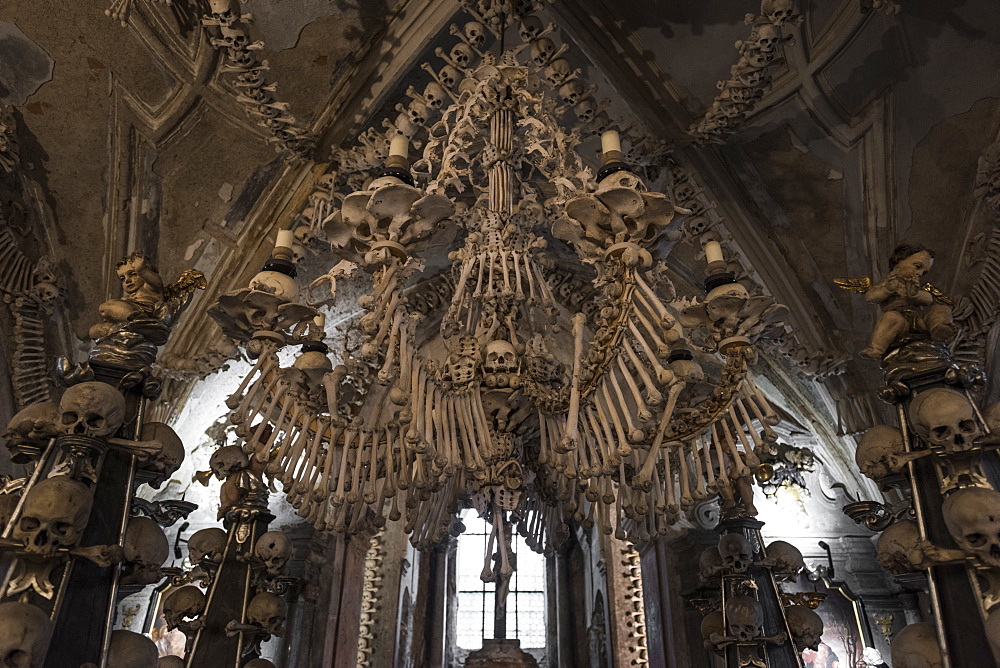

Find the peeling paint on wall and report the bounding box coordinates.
[0,22,54,106]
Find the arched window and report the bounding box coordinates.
[454,511,547,651]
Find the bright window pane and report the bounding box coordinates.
[455,511,546,649]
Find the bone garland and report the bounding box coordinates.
[688,0,801,144]
[201,7,314,158]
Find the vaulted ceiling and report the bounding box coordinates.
[2,0,998,488]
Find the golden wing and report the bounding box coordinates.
[922,282,954,306]
[833,276,872,294]
[164,269,208,303]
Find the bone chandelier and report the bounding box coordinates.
[208,4,788,590]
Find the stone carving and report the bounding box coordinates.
[835,244,955,359]
[0,601,52,667]
[891,622,942,668]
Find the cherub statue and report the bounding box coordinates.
[89,253,206,341]
[836,244,955,359]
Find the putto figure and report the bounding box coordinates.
[836,244,955,359]
[61,253,206,378]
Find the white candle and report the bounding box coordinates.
[389,135,409,160]
[276,230,295,250]
[704,240,724,264]
[601,130,621,155]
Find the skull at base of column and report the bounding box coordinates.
[855,425,904,481]
[163,586,207,630]
[210,445,250,480]
[0,601,52,668]
[942,486,1000,566]
[764,540,804,581]
[700,610,725,649]
[255,530,293,576]
[726,595,762,642]
[188,527,228,565]
[58,381,126,438]
[121,516,170,586]
[892,622,942,668]
[786,605,823,650]
[14,475,94,558]
[248,592,287,636]
[876,519,929,573]
[107,629,159,668]
[719,533,753,572]
[699,545,723,582]
[909,387,981,451]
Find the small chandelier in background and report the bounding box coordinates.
[755,440,816,498]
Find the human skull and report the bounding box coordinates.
[450,43,473,69]
[163,586,207,630]
[464,21,486,48]
[140,422,186,477]
[4,400,60,455]
[892,623,942,668]
[765,540,804,581]
[909,387,981,451]
[699,545,723,582]
[188,527,228,565]
[58,381,126,438]
[519,16,545,42]
[245,660,277,668]
[876,519,927,574]
[559,80,585,106]
[726,595,762,642]
[786,605,823,651]
[249,269,299,301]
[248,592,287,636]
[423,82,449,109]
[107,630,158,668]
[14,476,93,558]
[545,58,572,87]
[255,531,293,576]
[208,0,232,14]
[210,445,249,480]
[530,37,557,67]
[761,0,796,25]
[855,425,904,481]
[121,516,169,586]
[158,657,185,668]
[0,602,52,668]
[686,216,710,237]
[700,610,725,649]
[220,26,249,51]
[674,181,696,202]
[407,100,429,126]
[943,486,1000,566]
[439,65,461,88]
[574,98,596,123]
[484,340,518,375]
[719,533,753,572]
[737,67,766,87]
[755,24,781,53]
